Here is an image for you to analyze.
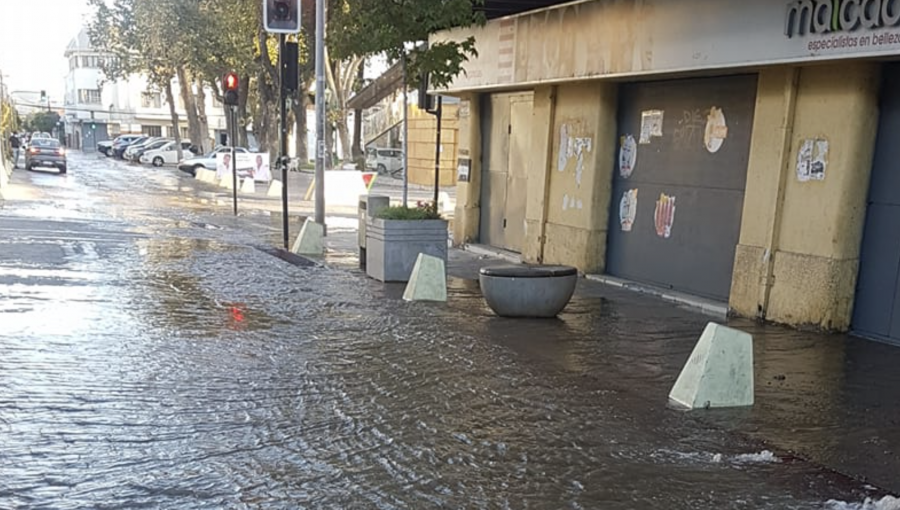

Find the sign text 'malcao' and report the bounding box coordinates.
[786,0,900,37]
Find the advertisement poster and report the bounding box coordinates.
[619,134,637,178]
[704,106,728,153]
[620,189,638,232]
[640,110,664,144]
[654,193,676,239]
[216,152,272,182]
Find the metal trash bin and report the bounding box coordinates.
[358,195,390,268]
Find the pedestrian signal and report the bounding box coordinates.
[223,72,239,106]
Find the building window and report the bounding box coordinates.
[79,55,101,68]
[78,89,102,105]
[181,127,190,139]
[143,126,162,137]
[141,92,161,109]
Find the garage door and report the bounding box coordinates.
[480,92,533,253]
[605,75,758,301]
[853,64,900,345]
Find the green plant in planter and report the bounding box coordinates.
[375,205,442,221]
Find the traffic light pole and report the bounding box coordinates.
[314,0,326,228]
[279,33,290,250]
[231,106,238,216]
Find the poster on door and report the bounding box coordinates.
[654,193,676,239]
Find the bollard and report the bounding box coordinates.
[291,218,324,255]
[403,253,447,302]
[669,322,754,409]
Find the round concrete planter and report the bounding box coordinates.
[479,265,578,318]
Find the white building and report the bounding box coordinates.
[63,29,227,152]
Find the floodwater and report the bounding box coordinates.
[0,153,897,509]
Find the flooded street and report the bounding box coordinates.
[0,154,895,509]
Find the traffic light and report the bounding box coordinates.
[264,0,300,34]
[223,72,239,106]
[40,90,46,101]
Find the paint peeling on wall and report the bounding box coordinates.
[797,138,828,182]
[557,122,593,186]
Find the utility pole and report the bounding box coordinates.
[401,52,409,207]
[314,0,326,227]
[279,33,290,249]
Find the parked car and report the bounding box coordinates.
[178,146,251,176]
[124,137,167,162]
[25,137,66,174]
[101,135,141,157]
[366,147,404,176]
[140,140,195,167]
[112,136,149,159]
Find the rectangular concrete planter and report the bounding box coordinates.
[365,218,449,282]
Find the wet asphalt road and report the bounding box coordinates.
[0,153,894,509]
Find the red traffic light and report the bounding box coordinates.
[223,72,239,106]
[224,72,239,91]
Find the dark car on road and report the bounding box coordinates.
[25,138,67,174]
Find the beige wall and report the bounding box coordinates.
[453,95,481,245]
[454,81,617,274]
[407,104,459,188]
[731,62,881,330]
[536,81,617,273]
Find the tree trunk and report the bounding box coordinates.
[195,79,210,153]
[164,79,183,161]
[352,108,363,169]
[176,67,203,154]
[336,120,350,168]
[293,92,309,163]
[352,62,365,169]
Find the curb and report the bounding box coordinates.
[585,274,728,319]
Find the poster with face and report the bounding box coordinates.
[654,193,676,239]
[250,153,272,182]
[620,189,638,232]
[619,135,637,179]
[704,107,728,153]
[216,152,233,181]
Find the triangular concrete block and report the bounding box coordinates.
[291,218,324,255]
[201,169,215,183]
[669,322,754,409]
[240,178,256,194]
[220,176,234,189]
[403,253,447,302]
[267,179,283,197]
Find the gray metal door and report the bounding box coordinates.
[853,64,900,344]
[479,92,532,252]
[606,75,758,301]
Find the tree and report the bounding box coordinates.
[327,0,484,88]
[25,112,61,134]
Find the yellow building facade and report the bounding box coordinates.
[439,0,900,340]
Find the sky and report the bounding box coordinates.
[0,0,93,102]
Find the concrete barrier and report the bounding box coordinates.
[220,176,234,189]
[403,253,447,302]
[240,178,256,194]
[668,322,754,409]
[200,169,215,183]
[291,218,324,255]
[267,179,283,197]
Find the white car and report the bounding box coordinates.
[140,141,195,166]
[366,147,404,176]
[178,147,251,176]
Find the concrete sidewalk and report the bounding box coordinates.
[180,168,900,497]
